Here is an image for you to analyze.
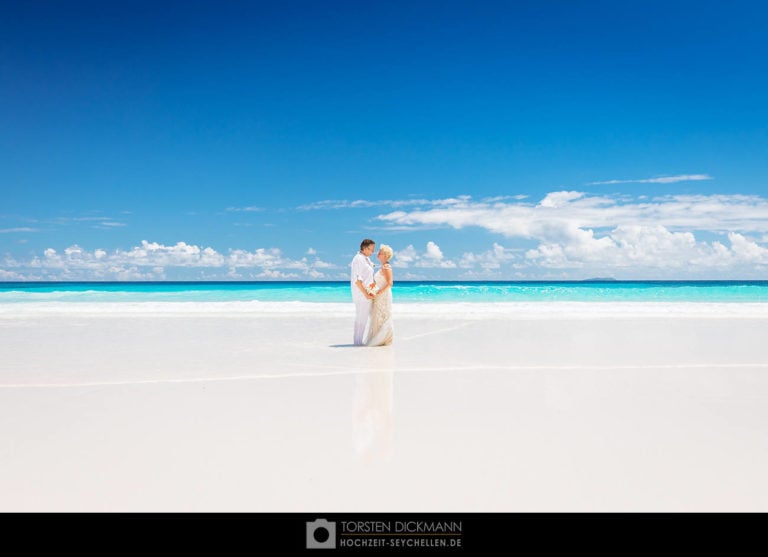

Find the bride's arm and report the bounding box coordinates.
[376,265,394,294]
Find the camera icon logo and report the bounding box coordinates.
[306,518,336,549]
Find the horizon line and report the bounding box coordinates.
[3,279,768,285]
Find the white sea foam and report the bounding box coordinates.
[2,300,768,318]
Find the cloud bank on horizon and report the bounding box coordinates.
[4,186,768,281]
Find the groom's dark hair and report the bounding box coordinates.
[360,239,375,250]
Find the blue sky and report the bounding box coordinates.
[2,0,768,280]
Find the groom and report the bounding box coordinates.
[350,239,376,346]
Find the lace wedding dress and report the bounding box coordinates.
[366,266,393,346]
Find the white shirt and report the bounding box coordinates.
[350,252,375,288]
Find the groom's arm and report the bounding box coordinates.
[352,257,374,298]
[355,279,375,298]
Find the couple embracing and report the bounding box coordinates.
[350,239,394,347]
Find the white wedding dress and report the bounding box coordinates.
[366,267,393,346]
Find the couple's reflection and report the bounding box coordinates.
[352,347,394,465]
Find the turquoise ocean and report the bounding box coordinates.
[2,281,768,304]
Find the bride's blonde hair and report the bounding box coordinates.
[379,244,393,261]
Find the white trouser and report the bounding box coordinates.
[352,289,372,346]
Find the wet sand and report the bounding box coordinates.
[1,304,767,511]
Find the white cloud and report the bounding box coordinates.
[374,192,768,277]
[538,191,585,208]
[0,227,38,233]
[589,174,714,185]
[0,268,24,279]
[522,226,768,274]
[4,240,336,280]
[391,242,457,269]
[313,259,336,269]
[257,269,299,279]
[67,216,127,228]
[393,244,418,266]
[228,247,282,268]
[7,189,768,280]
[377,192,768,236]
[400,272,428,280]
[119,241,227,267]
[298,198,431,210]
[459,243,520,270]
[727,232,768,264]
[525,225,699,269]
[225,206,264,212]
[425,241,444,260]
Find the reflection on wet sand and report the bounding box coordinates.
[353,347,394,465]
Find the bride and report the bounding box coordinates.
[366,244,394,347]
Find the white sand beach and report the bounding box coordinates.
[2,302,768,511]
